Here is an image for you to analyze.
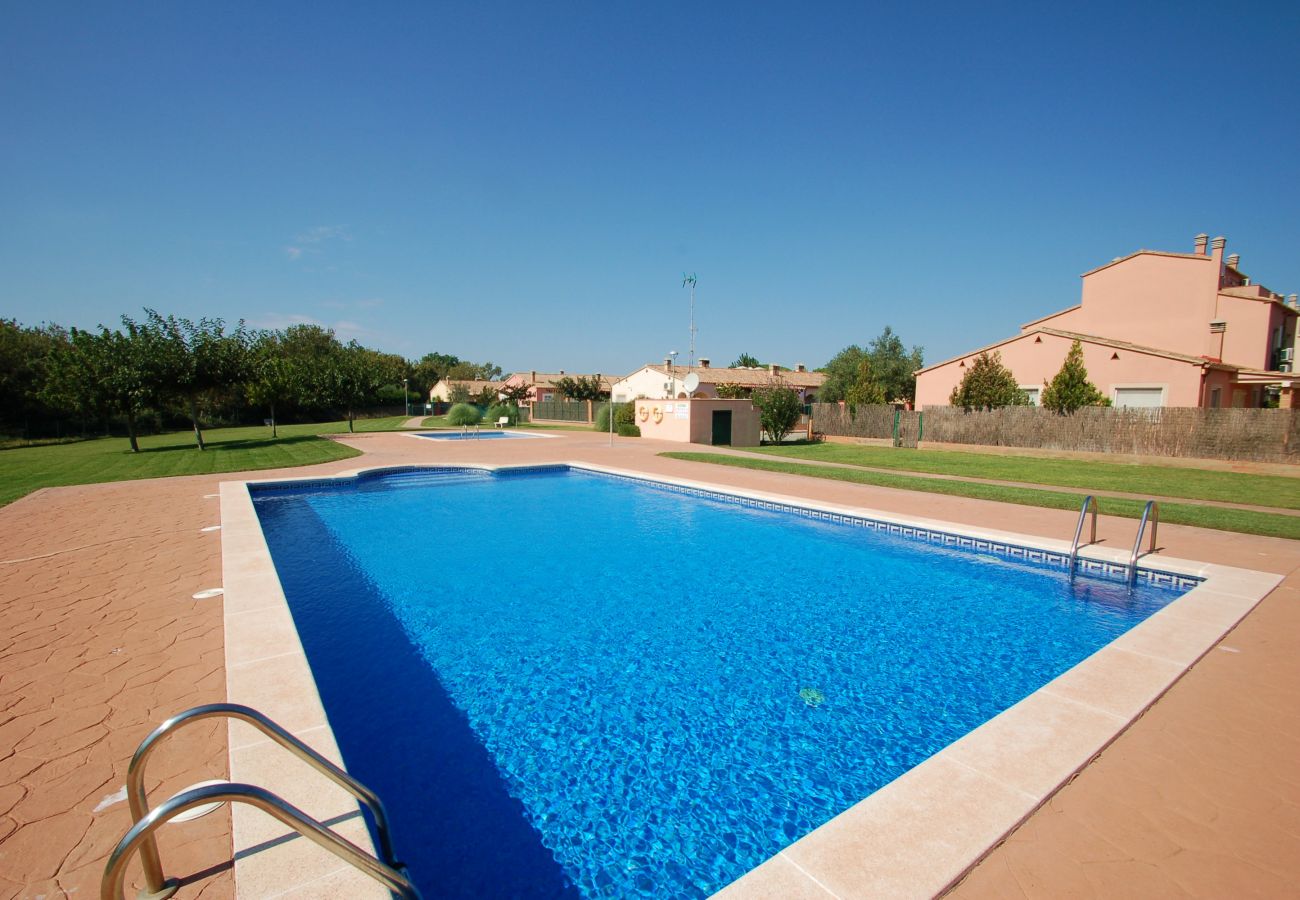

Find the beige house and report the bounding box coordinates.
[609,359,825,402]
[428,379,503,403]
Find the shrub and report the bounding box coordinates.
[751,381,802,443]
[595,400,636,432]
[485,403,519,425]
[447,403,481,426]
[617,423,641,437]
[949,351,1028,410]
[1041,341,1109,413]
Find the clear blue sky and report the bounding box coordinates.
[3,1,1297,375]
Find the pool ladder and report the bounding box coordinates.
[1067,496,1160,584]
[101,703,420,900]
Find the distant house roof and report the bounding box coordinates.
[916,327,1237,376]
[523,372,621,389]
[636,364,826,389]
[431,378,502,394]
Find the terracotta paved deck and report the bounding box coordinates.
[1,429,1297,898]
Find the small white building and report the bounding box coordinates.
[609,358,825,402]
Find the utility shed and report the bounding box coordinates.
[633,398,761,447]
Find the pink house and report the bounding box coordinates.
[497,370,619,406]
[915,234,1299,409]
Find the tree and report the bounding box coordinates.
[750,380,802,443]
[472,384,500,406]
[866,326,924,404]
[411,352,463,396]
[246,331,303,438]
[46,326,153,451]
[324,341,399,432]
[498,381,533,404]
[447,382,472,404]
[1041,341,1110,413]
[949,351,1029,410]
[843,357,886,408]
[0,319,65,436]
[130,310,251,450]
[819,327,924,405]
[552,375,608,401]
[817,345,866,403]
[731,352,761,368]
[715,382,749,399]
[445,360,502,381]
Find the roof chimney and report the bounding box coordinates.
[768,363,780,376]
[1210,236,1226,268]
[530,370,536,382]
[1193,233,1208,255]
[699,358,710,368]
[664,357,672,369]
[1226,253,1240,269]
[795,363,806,373]
[559,370,565,376]
[1290,294,1298,308]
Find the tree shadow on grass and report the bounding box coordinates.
[138,435,327,454]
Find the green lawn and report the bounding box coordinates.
[661,451,1300,540]
[747,442,1300,510]
[0,417,412,507]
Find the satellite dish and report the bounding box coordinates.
[683,373,700,394]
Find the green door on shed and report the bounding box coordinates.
[711,410,732,445]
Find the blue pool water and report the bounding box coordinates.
[416,430,537,440]
[252,467,1190,898]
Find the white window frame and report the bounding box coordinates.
[1020,385,1040,406]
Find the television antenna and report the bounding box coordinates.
[682,273,697,370]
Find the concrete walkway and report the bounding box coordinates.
[1,430,1296,898]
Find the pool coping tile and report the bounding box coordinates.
[220,462,1285,900]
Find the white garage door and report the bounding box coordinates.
[1114,387,1164,408]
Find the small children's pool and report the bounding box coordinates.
[415,430,541,441]
[250,466,1196,898]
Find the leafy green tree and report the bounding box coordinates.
[445,360,502,381]
[246,331,303,437]
[553,375,608,401]
[750,380,803,443]
[411,352,463,396]
[949,351,1029,410]
[819,327,924,404]
[498,380,533,404]
[730,352,761,368]
[817,345,866,403]
[472,384,500,406]
[130,310,251,450]
[324,341,400,432]
[867,326,924,404]
[844,357,886,408]
[0,319,65,435]
[447,382,472,404]
[1040,341,1110,413]
[46,326,154,451]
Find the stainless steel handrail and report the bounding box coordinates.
[1127,500,1160,583]
[1067,495,1098,575]
[102,783,420,900]
[124,703,403,899]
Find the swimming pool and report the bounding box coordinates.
[414,430,544,441]
[246,465,1201,898]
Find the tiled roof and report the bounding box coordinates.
[916,327,1236,375]
[639,364,825,388]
